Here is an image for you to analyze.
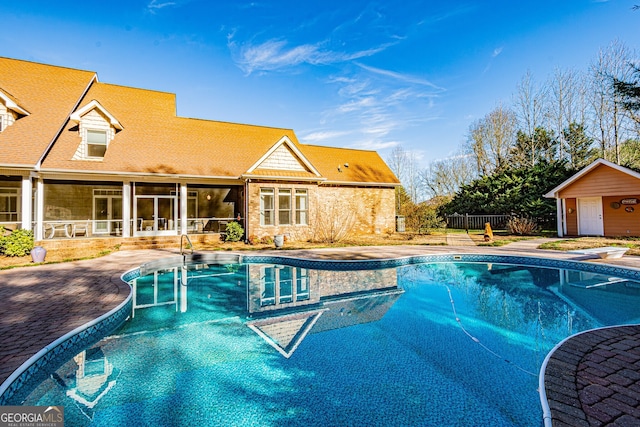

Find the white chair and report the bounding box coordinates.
[72,220,90,238]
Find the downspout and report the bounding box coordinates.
[244,179,250,242]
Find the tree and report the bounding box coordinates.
[422,150,477,198]
[589,40,636,164]
[614,64,640,124]
[467,105,517,176]
[510,127,557,168]
[563,122,595,169]
[438,161,574,229]
[546,67,588,162]
[513,71,548,167]
[387,145,422,204]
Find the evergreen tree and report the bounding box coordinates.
[563,122,596,168]
[438,161,574,229]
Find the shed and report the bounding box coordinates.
[544,158,640,237]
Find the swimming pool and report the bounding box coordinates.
[5,254,640,426]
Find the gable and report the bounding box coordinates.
[559,164,640,198]
[256,143,308,172]
[245,136,323,180]
[545,159,640,198]
[247,310,326,358]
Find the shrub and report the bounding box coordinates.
[224,221,244,242]
[247,234,259,245]
[3,229,35,257]
[507,217,538,236]
[259,236,273,245]
[0,226,7,253]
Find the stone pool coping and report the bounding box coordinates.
[1,243,639,425]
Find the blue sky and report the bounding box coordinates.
[1,1,638,168]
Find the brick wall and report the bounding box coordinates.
[247,182,396,241]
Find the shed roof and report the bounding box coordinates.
[544,158,640,198]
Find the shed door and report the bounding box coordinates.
[577,197,604,236]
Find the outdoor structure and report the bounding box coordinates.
[0,57,399,242]
[544,158,640,237]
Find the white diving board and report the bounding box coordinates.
[568,246,629,259]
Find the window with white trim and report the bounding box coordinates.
[295,189,308,225]
[260,188,275,226]
[278,189,291,225]
[87,130,108,158]
[260,187,308,226]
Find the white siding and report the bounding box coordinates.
[72,109,115,160]
[259,145,307,171]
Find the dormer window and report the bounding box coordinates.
[87,130,107,158]
[70,100,123,161]
[0,90,29,133]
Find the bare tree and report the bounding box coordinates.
[545,67,588,162]
[512,70,548,167]
[386,145,422,203]
[422,151,476,198]
[589,39,636,164]
[467,104,517,176]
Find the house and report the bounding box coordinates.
[0,57,399,242]
[544,158,640,237]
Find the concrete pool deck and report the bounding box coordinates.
[1,240,639,425]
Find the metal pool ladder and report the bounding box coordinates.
[180,234,193,256]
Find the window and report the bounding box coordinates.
[260,187,309,226]
[0,114,4,132]
[295,190,308,225]
[87,130,107,158]
[260,188,274,225]
[0,188,18,222]
[278,189,291,225]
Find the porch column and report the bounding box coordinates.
[35,177,44,241]
[21,175,32,232]
[122,181,131,237]
[556,198,564,237]
[180,183,188,234]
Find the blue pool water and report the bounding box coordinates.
[16,259,640,426]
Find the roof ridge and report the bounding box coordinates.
[300,143,378,153]
[93,81,176,97]
[0,56,96,75]
[176,116,295,132]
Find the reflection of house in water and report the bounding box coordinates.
[126,261,403,358]
[64,348,118,409]
[246,265,404,358]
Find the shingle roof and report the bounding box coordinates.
[301,144,400,185]
[3,57,399,186]
[0,57,95,166]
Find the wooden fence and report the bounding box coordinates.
[445,214,513,230]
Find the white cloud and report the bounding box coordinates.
[147,0,178,13]
[300,130,353,143]
[355,62,445,91]
[229,36,396,75]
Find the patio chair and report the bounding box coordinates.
[72,220,90,238]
